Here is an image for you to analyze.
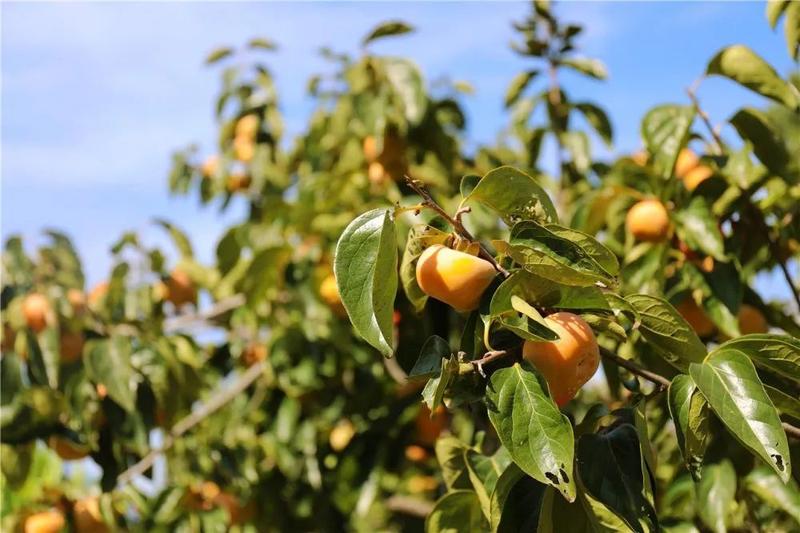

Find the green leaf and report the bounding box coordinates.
[668,375,710,480]
[215,226,241,275]
[464,446,513,518]
[744,466,800,524]
[786,1,800,59]
[575,102,613,146]
[488,273,559,342]
[362,20,414,46]
[426,490,488,533]
[537,487,593,533]
[205,46,234,65]
[334,209,398,357]
[690,349,791,482]
[695,460,736,533]
[384,57,427,125]
[641,105,695,179]
[577,424,658,533]
[490,465,546,533]
[422,354,459,410]
[560,131,591,174]
[505,70,540,108]
[485,363,576,501]
[435,437,472,490]
[674,197,726,261]
[627,294,706,371]
[544,224,619,276]
[560,57,607,80]
[400,225,449,312]
[766,0,789,28]
[1,353,24,406]
[153,218,194,259]
[247,37,277,50]
[707,45,799,109]
[84,337,137,412]
[717,334,800,385]
[466,166,558,225]
[765,385,800,422]
[410,336,451,380]
[25,329,59,389]
[729,107,789,173]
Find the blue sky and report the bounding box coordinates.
[1,1,796,301]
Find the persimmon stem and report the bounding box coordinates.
[599,347,670,388]
[403,175,510,278]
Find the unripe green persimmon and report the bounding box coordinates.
[415,245,496,312]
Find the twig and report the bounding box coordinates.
[164,294,246,333]
[116,360,267,485]
[403,176,510,278]
[599,347,670,389]
[385,495,434,518]
[746,203,800,312]
[783,422,800,440]
[687,79,724,155]
[458,350,512,377]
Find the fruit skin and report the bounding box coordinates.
[22,293,51,333]
[329,419,356,451]
[368,161,387,184]
[242,343,268,367]
[676,299,715,337]
[674,148,699,178]
[73,496,109,533]
[405,444,429,463]
[24,509,65,533]
[631,150,648,166]
[165,269,196,308]
[201,155,219,178]
[319,274,346,316]
[67,289,87,314]
[625,199,670,243]
[738,304,768,335]
[233,136,255,163]
[522,312,600,407]
[49,436,90,461]
[682,164,713,191]
[415,245,497,312]
[415,405,448,446]
[88,282,109,310]
[226,172,251,192]
[60,330,84,363]
[186,481,221,511]
[235,114,259,139]
[363,135,378,161]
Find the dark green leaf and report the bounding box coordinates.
[577,424,658,532]
[494,470,545,533]
[464,446,513,517]
[435,437,473,490]
[717,334,800,385]
[729,107,789,173]
[486,363,576,501]
[334,209,398,357]
[26,329,59,389]
[690,349,791,481]
[410,336,451,380]
[668,375,710,479]
[765,385,800,422]
[84,337,137,412]
[466,166,558,225]
[707,45,799,109]
[425,490,488,533]
[627,294,706,370]
[744,465,800,524]
[153,219,194,259]
[674,197,726,261]
[575,102,613,146]
[695,460,736,533]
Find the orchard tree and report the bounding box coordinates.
[2,1,799,532]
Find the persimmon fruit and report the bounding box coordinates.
[415,245,496,312]
[625,199,670,243]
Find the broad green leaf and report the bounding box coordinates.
[717,334,800,384]
[495,240,607,287]
[496,270,610,314]
[435,437,472,490]
[486,363,576,501]
[577,424,658,532]
[1,442,34,489]
[677,263,740,338]
[560,57,607,80]
[384,57,427,125]
[410,336,451,380]
[674,197,726,261]
[627,294,706,371]
[335,209,398,357]
[422,354,459,410]
[464,446,513,518]
[537,487,592,533]
[560,131,591,174]
[766,0,789,28]
[153,218,194,259]
[0,353,24,405]
[84,337,137,412]
[505,70,540,108]
[400,225,449,312]
[544,224,619,276]
[425,490,488,533]
[744,466,800,524]
[1,388,66,444]
[362,20,414,45]
[668,375,710,479]
[25,329,59,389]
[466,166,558,225]
[488,273,560,342]
[205,46,233,64]
[690,349,791,482]
[707,45,799,109]
[641,105,695,179]
[695,460,736,533]
[575,102,613,146]
[490,465,546,533]
[729,107,789,173]
[215,226,241,275]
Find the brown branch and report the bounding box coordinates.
[458,350,513,377]
[116,360,267,485]
[404,175,510,278]
[385,495,434,518]
[783,422,800,440]
[164,293,245,333]
[599,347,670,389]
[687,79,724,155]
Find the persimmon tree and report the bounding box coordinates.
[2,2,799,532]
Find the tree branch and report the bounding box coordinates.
[783,422,800,440]
[599,347,670,388]
[687,79,724,154]
[164,294,246,333]
[116,359,267,485]
[385,495,434,518]
[404,175,510,278]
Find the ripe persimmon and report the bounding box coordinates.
[415,245,496,312]
[625,199,670,243]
